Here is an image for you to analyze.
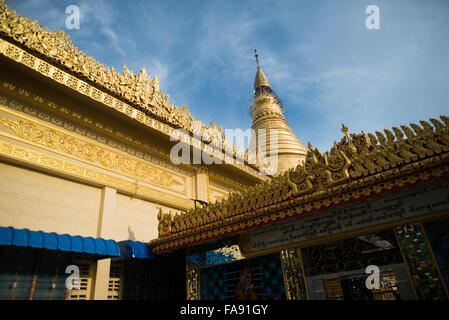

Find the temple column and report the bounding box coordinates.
[195,168,210,204]
[92,186,117,300]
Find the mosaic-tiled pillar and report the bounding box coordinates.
[423,218,449,292]
[280,248,308,300]
[395,223,447,300]
[186,244,245,299]
[186,261,200,300]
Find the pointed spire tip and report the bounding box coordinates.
[254,48,259,66]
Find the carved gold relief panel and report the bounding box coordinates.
[209,186,229,203]
[0,35,265,179]
[0,105,187,195]
[0,86,193,178]
[0,139,193,210]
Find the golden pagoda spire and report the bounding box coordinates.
[250,49,307,175]
[253,48,271,92]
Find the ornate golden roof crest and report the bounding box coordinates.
[155,116,449,248]
[0,1,268,171]
[0,2,210,132]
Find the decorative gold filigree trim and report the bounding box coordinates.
[0,105,187,194]
[0,81,195,177]
[152,115,449,252]
[0,14,267,177]
[0,139,193,210]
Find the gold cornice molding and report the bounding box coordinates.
[209,173,247,192]
[0,37,266,179]
[209,177,234,192]
[0,80,195,177]
[0,21,267,178]
[209,186,229,203]
[0,104,188,195]
[0,83,264,197]
[0,37,182,143]
[0,0,190,129]
[0,139,193,210]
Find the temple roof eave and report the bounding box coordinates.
[0,1,270,178]
[152,116,449,253]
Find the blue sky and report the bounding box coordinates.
[8,0,449,152]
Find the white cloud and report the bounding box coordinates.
[10,0,449,154]
[75,0,133,58]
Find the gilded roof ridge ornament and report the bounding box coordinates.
[0,0,177,120]
[155,115,449,241]
[0,1,266,170]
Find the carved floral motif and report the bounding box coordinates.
[155,116,449,249]
[0,1,266,171]
[0,117,185,191]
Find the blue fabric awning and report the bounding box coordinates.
[117,240,154,259]
[0,226,120,257]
